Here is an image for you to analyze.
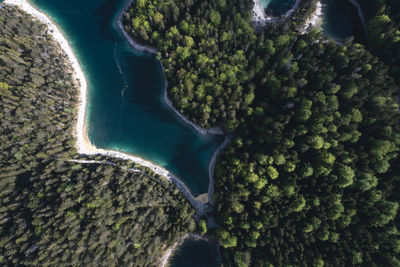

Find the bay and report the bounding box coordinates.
[169,238,220,267]
[321,0,367,44]
[27,0,224,196]
[259,0,296,17]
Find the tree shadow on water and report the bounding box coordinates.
[123,52,186,127]
[167,130,223,195]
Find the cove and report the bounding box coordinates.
[28,0,224,196]
[320,0,366,44]
[169,238,220,267]
[259,0,296,17]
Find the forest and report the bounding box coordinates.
[357,0,400,85]
[0,6,195,266]
[125,0,400,265]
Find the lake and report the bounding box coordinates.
[168,238,220,267]
[27,0,224,196]
[320,0,367,44]
[1,0,366,265]
[259,0,296,17]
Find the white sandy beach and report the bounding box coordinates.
[4,0,228,264]
[300,1,323,34]
[3,0,214,217]
[252,0,280,25]
[159,234,213,267]
[252,0,268,25]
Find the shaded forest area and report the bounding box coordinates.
[358,0,400,85]
[0,6,195,266]
[125,0,400,265]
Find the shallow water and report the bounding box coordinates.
[321,0,366,44]
[25,0,224,196]
[169,238,220,267]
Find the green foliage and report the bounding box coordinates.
[266,166,279,180]
[291,196,306,212]
[0,81,9,90]
[311,136,324,149]
[210,10,221,26]
[0,7,195,266]
[211,25,400,267]
[123,0,400,265]
[199,219,207,235]
[360,0,400,85]
[124,0,262,131]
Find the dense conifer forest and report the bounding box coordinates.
[358,0,400,85]
[0,6,195,266]
[125,0,400,265]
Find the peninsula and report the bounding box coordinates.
[0,3,196,266]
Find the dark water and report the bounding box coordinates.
[169,239,220,267]
[321,0,367,44]
[259,0,296,17]
[25,0,224,196]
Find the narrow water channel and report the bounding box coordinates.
[28,0,224,196]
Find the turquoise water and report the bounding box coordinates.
[321,0,366,44]
[25,0,224,196]
[169,238,220,267]
[259,0,296,17]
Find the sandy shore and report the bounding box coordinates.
[300,0,369,46]
[300,1,323,34]
[159,234,217,267]
[252,0,269,26]
[6,1,227,264]
[4,0,214,217]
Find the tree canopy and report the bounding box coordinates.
[125,0,400,265]
[0,6,195,266]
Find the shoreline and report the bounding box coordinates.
[252,0,270,26]
[6,0,228,265]
[117,1,229,265]
[3,0,212,217]
[300,1,323,34]
[117,0,231,204]
[252,0,303,25]
[159,233,219,267]
[208,136,232,205]
[299,0,370,46]
[283,0,302,18]
[346,0,370,47]
[117,0,224,136]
